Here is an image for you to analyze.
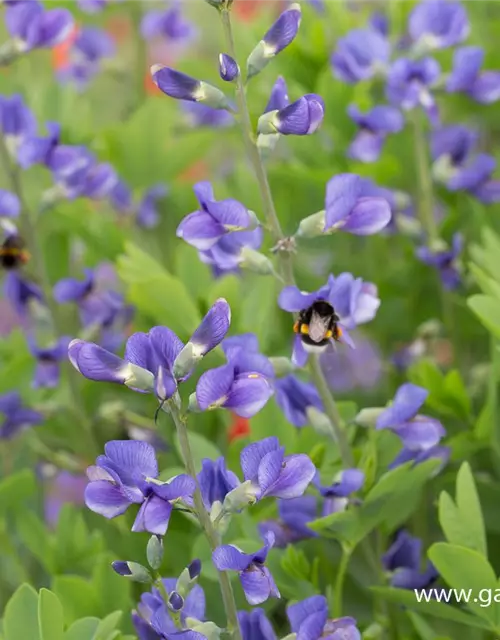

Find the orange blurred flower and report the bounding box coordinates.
[233,0,284,22]
[51,23,78,71]
[228,414,251,443]
[178,159,209,183]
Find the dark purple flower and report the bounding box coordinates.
[69,299,230,400]
[408,0,469,50]
[258,496,318,547]
[213,532,280,605]
[219,53,239,82]
[264,76,289,114]
[199,227,263,277]
[386,57,440,120]
[383,530,438,590]
[258,94,324,136]
[5,0,74,51]
[85,440,195,534]
[58,27,115,90]
[238,609,276,640]
[181,102,233,129]
[430,124,477,166]
[331,28,390,84]
[30,336,71,388]
[240,436,315,500]
[275,375,323,427]
[177,182,257,251]
[197,457,240,511]
[416,233,462,290]
[389,444,450,472]
[0,189,20,218]
[137,185,168,229]
[3,271,42,317]
[347,105,404,163]
[447,154,500,203]
[247,3,301,78]
[287,595,361,640]
[376,383,446,452]
[323,173,392,235]
[133,577,205,640]
[447,46,500,104]
[151,65,229,110]
[0,391,43,439]
[316,469,364,517]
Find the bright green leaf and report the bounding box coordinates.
[38,589,64,640]
[64,618,100,640]
[467,295,500,340]
[0,469,36,515]
[455,462,487,556]
[3,584,40,640]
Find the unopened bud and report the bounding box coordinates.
[146,535,164,570]
[295,211,326,239]
[168,591,184,612]
[173,343,197,379]
[111,561,152,583]
[222,480,259,513]
[188,393,200,413]
[151,65,230,110]
[354,407,385,428]
[188,559,202,580]
[239,247,275,275]
[219,53,239,82]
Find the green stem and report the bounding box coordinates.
[411,110,439,244]
[308,354,353,467]
[166,401,242,640]
[219,7,294,287]
[490,335,500,457]
[333,547,351,618]
[0,136,97,457]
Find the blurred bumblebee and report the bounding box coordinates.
[293,300,342,351]
[0,235,30,270]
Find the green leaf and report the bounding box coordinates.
[92,612,122,640]
[407,612,439,640]
[0,469,36,515]
[16,510,55,573]
[280,546,311,581]
[117,242,200,336]
[64,618,100,640]
[174,244,213,302]
[370,587,491,631]
[467,295,500,339]
[428,543,497,623]
[174,431,222,474]
[442,371,471,421]
[438,492,468,549]
[38,589,64,640]
[52,576,100,625]
[92,558,131,619]
[3,584,40,640]
[455,462,487,556]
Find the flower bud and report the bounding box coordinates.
[154,366,177,401]
[239,247,275,275]
[188,558,202,580]
[168,591,184,612]
[268,356,295,376]
[146,535,164,570]
[219,53,239,82]
[306,406,334,437]
[295,210,326,238]
[258,95,325,136]
[176,559,202,596]
[151,65,230,110]
[111,561,152,583]
[247,4,301,79]
[187,392,201,413]
[222,480,259,513]
[354,407,385,428]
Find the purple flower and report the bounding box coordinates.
[133,577,205,640]
[447,46,500,104]
[316,469,364,516]
[5,0,73,52]
[3,271,42,317]
[240,436,315,500]
[136,185,168,229]
[386,57,441,119]
[389,444,450,472]
[110,179,133,213]
[247,3,301,78]
[219,53,239,82]
[177,182,257,251]
[416,233,462,290]
[57,27,115,90]
[238,609,276,640]
[324,174,392,235]
[376,383,446,453]
[264,76,289,113]
[258,94,324,136]
[151,65,229,110]
[258,496,318,547]
[69,299,231,401]
[408,0,469,50]
[198,227,264,277]
[30,336,71,388]
[0,391,43,439]
[213,532,280,605]
[320,334,383,393]
[0,94,37,160]
[287,596,361,640]
[44,470,86,527]
[16,121,60,169]
[85,440,195,535]
[197,457,240,510]
[447,154,500,203]
[275,375,323,427]
[0,189,20,218]
[430,124,477,167]
[331,28,390,84]
[347,105,404,163]
[370,12,389,36]
[383,530,438,590]
[181,102,233,129]
[141,2,195,43]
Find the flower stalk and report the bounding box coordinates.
[165,400,242,640]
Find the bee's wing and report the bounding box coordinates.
[308,310,331,343]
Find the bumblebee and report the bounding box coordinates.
[0,235,30,270]
[293,299,342,350]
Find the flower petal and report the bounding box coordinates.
[471,72,500,104]
[376,383,428,429]
[224,375,273,418]
[149,326,184,370]
[291,335,309,367]
[240,437,280,482]
[206,198,251,231]
[348,131,384,163]
[240,567,279,605]
[132,495,173,535]
[176,211,225,250]
[447,46,483,92]
[278,286,319,312]
[84,480,130,518]
[153,474,196,501]
[341,197,391,235]
[324,173,361,230]
[395,416,445,451]
[104,440,158,479]
[212,544,253,571]
[0,189,20,218]
[257,448,285,497]
[188,298,231,357]
[287,595,328,637]
[196,363,235,410]
[68,340,130,383]
[263,454,315,499]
